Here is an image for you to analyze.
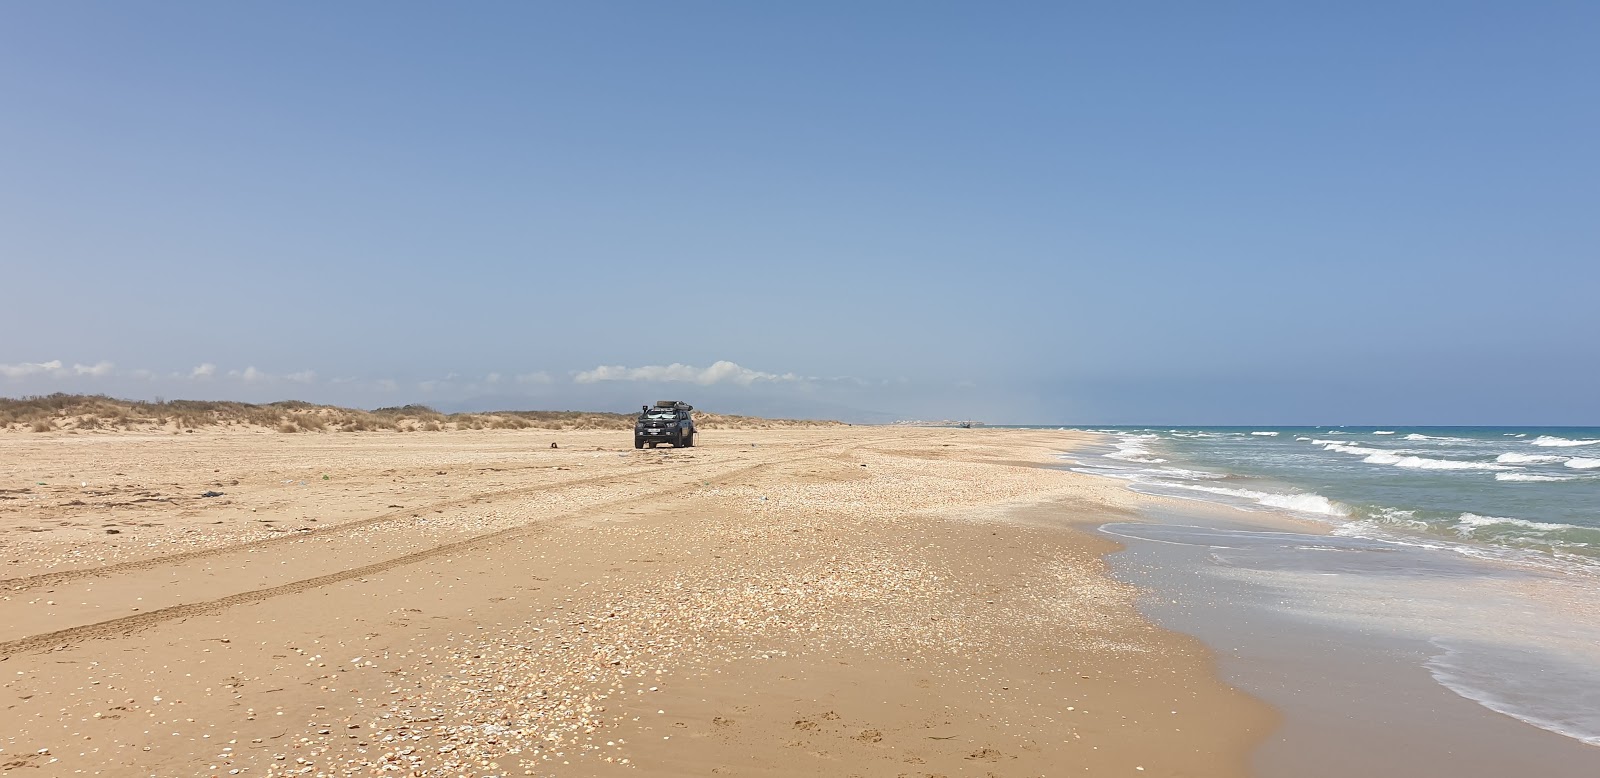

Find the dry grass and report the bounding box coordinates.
[0,393,842,434]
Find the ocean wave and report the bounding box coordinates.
[1495,453,1567,464]
[1426,640,1600,748]
[1104,452,1167,464]
[1531,436,1600,448]
[1495,473,1575,482]
[1250,431,1280,436]
[1155,467,1229,481]
[1162,483,1351,517]
[1104,435,1167,464]
[1374,430,1396,435]
[1455,513,1582,536]
[1318,442,1492,469]
[1362,452,1508,470]
[1564,458,1600,470]
[1404,433,1470,442]
[1360,507,1431,531]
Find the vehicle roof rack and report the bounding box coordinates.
[654,400,693,411]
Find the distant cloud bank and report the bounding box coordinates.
[574,360,801,387]
[2,357,856,411]
[0,359,114,379]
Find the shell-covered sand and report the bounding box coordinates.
[0,426,1271,776]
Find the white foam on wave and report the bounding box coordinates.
[1361,507,1431,531]
[1105,451,1167,464]
[1455,513,1581,536]
[1531,436,1600,448]
[1426,640,1600,748]
[1404,433,1470,442]
[1452,512,1587,550]
[1374,430,1396,435]
[1155,467,1229,481]
[1161,482,1351,517]
[1104,435,1167,465]
[1564,457,1600,470]
[1319,441,1386,456]
[1363,453,1507,471]
[1495,453,1566,464]
[1495,472,1575,482]
[1317,441,1496,471]
[1250,431,1279,437]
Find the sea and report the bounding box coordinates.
[1069,426,1600,568]
[1049,426,1600,772]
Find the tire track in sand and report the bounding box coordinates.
[0,437,883,657]
[0,443,828,593]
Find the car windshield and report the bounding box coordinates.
[645,410,677,420]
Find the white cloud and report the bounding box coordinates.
[485,372,503,384]
[286,370,316,384]
[0,360,64,378]
[0,360,114,379]
[376,379,398,392]
[574,360,801,387]
[228,366,269,383]
[191,363,217,379]
[516,371,553,385]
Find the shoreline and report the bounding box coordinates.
[0,427,1273,776]
[1061,434,1600,774]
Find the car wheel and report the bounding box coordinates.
[686,431,695,447]
[634,438,644,449]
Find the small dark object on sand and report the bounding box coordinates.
[200,490,224,498]
[550,442,559,449]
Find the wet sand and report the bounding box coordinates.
[0,427,1271,777]
[1101,501,1600,777]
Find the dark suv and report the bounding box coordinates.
[634,401,696,448]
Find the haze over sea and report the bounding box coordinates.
[1058,426,1600,755]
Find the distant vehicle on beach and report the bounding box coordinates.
[634,401,696,449]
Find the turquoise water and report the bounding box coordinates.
[1048,425,1600,751]
[1058,426,1600,571]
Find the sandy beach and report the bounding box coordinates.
[1,426,1272,777]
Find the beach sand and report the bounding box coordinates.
[0,427,1272,776]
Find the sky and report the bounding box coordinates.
[2,2,1597,424]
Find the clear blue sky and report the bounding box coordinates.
[3,2,1596,423]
